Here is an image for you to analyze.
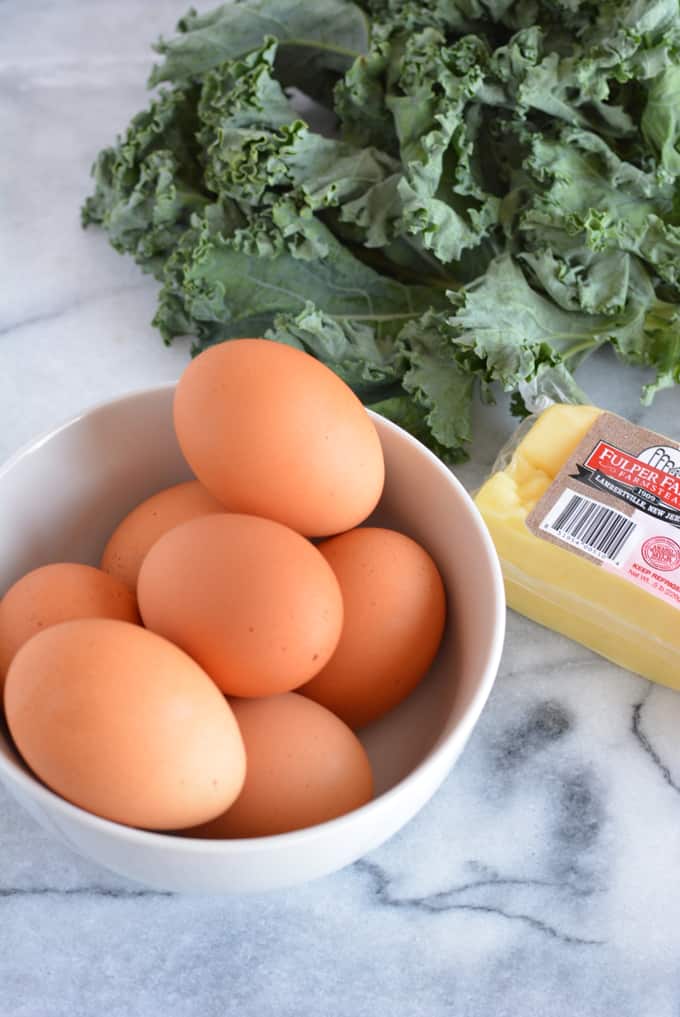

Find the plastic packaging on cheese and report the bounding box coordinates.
[475,404,680,686]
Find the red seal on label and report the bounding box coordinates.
[641,536,680,572]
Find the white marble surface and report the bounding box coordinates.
[2,3,680,1015]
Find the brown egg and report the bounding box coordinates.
[301,528,446,729]
[187,694,374,838]
[173,338,385,537]
[4,619,246,830]
[101,480,225,589]
[137,514,343,697]
[0,563,140,693]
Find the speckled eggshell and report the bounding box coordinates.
[187,693,374,838]
[100,480,225,589]
[300,527,446,729]
[173,338,385,537]
[137,513,344,697]
[0,563,140,693]
[4,619,246,830]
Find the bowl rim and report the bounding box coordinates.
[0,383,505,852]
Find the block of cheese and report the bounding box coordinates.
[475,404,680,686]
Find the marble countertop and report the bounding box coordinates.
[2,3,680,1015]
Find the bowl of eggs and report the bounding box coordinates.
[0,339,504,893]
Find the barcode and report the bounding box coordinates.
[545,492,636,561]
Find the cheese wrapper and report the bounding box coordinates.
[475,404,680,686]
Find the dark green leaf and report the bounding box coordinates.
[149,0,370,87]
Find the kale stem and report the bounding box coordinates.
[562,338,601,360]
[333,312,419,323]
[282,39,363,60]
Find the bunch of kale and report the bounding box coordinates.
[83,0,680,460]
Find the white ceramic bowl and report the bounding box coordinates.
[0,385,504,893]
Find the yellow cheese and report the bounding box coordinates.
[475,404,680,686]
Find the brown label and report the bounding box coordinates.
[526,411,680,610]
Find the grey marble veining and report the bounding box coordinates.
[2,3,680,1015]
